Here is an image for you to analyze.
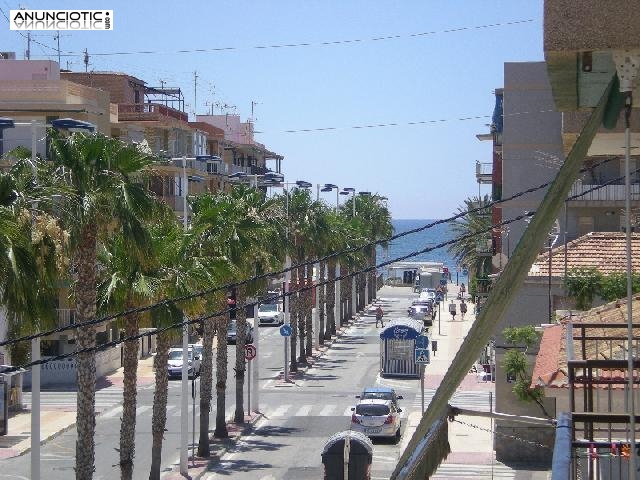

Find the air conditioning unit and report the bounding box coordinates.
[0,52,16,60]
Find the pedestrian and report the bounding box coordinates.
[375,305,384,328]
[460,282,466,297]
[460,299,467,320]
[448,300,457,321]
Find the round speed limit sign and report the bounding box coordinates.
[244,344,257,360]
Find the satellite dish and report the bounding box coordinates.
[492,253,508,270]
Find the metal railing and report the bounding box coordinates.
[568,181,640,202]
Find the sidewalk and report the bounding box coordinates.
[387,282,550,479]
[0,354,156,459]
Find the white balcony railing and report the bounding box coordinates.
[56,308,75,327]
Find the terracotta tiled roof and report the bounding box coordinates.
[528,232,640,277]
[531,295,640,389]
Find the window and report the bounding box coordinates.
[355,404,390,416]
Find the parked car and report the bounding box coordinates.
[227,319,254,344]
[355,386,403,408]
[257,303,284,326]
[350,399,402,442]
[167,347,201,379]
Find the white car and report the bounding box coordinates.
[167,347,201,379]
[350,399,402,443]
[258,303,284,326]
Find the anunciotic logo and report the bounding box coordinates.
[10,10,113,30]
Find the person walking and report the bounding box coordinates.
[460,299,467,320]
[375,305,385,328]
[459,282,466,299]
[448,300,457,321]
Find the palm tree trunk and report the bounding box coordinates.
[296,266,306,363]
[318,261,326,345]
[75,223,98,480]
[341,265,350,324]
[325,259,336,339]
[234,284,247,424]
[119,311,139,480]
[214,316,229,438]
[305,265,313,357]
[149,331,170,480]
[197,315,215,457]
[289,265,298,372]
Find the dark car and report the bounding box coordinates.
[227,320,254,344]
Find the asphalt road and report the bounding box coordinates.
[203,299,420,480]
[0,325,290,480]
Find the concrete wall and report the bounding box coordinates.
[61,72,144,105]
[493,277,564,465]
[0,59,60,80]
[23,346,121,388]
[501,62,564,252]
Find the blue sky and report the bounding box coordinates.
[2,1,544,219]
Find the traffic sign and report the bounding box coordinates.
[415,335,429,349]
[279,324,292,337]
[415,348,430,364]
[244,344,257,360]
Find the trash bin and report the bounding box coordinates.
[322,430,373,480]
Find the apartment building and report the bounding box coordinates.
[474,2,640,469]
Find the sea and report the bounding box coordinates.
[377,219,469,283]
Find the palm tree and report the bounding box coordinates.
[96,228,157,480]
[0,164,59,364]
[304,200,330,356]
[349,194,393,306]
[146,210,212,479]
[285,188,318,364]
[48,130,158,479]
[447,194,493,279]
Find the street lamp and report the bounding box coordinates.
[0,116,94,480]
[320,183,339,212]
[265,179,311,381]
[340,187,356,217]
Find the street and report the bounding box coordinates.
[1,287,496,479]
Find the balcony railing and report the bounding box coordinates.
[475,238,493,256]
[57,308,75,327]
[475,161,493,185]
[568,181,640,202]
[118,103,188,123]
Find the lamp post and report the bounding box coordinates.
[340,187,356,217]
[263,179,310,381]
[320,184,339,212]
[171,155,221,473]
[1,117,94,480]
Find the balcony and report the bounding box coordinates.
[118,103,188,123]
[475,237,493,257]
[567,180,640,203]
[57,308,75,327]
[475,161,492,185]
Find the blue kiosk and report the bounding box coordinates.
[379,318,425,378]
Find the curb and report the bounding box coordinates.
[161,412,264,480]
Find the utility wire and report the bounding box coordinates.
[280,109,557,134]
[0,155,620,349]
[6,162,639,372]
[19,19,534,58]
[2,210,536,373]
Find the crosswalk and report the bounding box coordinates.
[412,389,493,412]
[23,385,124,412]
[431,463,518,478]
